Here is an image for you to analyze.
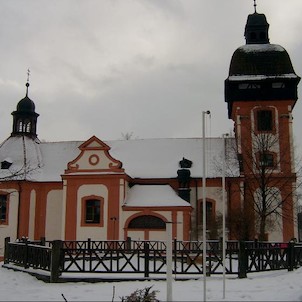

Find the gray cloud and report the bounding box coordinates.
[0,0,301,158]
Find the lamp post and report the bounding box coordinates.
[166,222,173,302]
[222,133,229,299]
[202,110,210,302]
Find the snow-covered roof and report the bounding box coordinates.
[123,185,191,207]
[0,136,239,181]
[228,43,299,79]
[228,73,298,81]
[238,44,285,53]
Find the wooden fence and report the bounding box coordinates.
[3,237,302,282]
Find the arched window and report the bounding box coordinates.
[259,152,274,167]
[25,121,31,133]
[199,200,215,228]
[128,215,166,229]
[199,199,219,239]
[257,110,273,131]
[17,120,23,132]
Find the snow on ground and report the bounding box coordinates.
[1,262,302,301]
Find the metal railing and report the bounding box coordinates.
[3,237,302,282]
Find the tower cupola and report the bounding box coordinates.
[225,6,300,119]
[244,11,269,44]
[11,82,39,139]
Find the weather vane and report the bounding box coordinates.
[26,68,30,96]
[26,68,30,84]
[253,0,257,13]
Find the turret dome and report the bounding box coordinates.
[16,95,36,113]
[229,44,296,77]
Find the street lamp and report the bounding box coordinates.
[202,110,210,302]
[166,222,173,302]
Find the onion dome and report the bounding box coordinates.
[228,44,296,77]
[16,83,36,113]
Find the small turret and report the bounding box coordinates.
[11,77,39,139]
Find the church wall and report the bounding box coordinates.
[45,189,64,241]
[0,188,18,258]
[189,179,226,240]
[28,190,36,240]
[76,184,109,241]
[60,177,126,241]
[149,230,167,241]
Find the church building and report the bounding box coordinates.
[0,6,300,259]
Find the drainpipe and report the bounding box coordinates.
[16,181,22,239]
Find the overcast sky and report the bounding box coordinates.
[0,0,301,155]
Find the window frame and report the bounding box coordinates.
[0,193,9,225]
[81,196,104,227]
[255,109,275,133]
[128,215,166,230]
[199,199,215,229]
[258,152,275,168]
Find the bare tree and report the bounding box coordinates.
[121,132,138,140]
[0,161,42,181]
[231,129,301,240]
[213,131,302,241]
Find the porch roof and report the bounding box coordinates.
[123,185,191,207]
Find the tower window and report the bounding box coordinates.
[17,120,23,132]
[272,82,285,89]
[259,153,274,167]
[239,83,260,89]
[257,110,273,131]
[25,121,31,133]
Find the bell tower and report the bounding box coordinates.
[225,6,300,241]
[11,80,39,139]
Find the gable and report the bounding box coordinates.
[65,136,124,174]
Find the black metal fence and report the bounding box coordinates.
[3,237,302,282]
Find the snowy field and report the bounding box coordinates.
[1,262,302,301]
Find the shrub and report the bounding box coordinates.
[120,285,159,302]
